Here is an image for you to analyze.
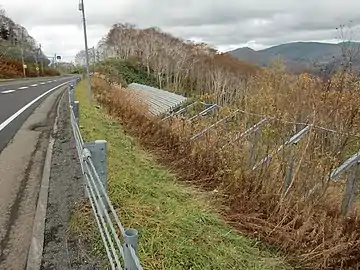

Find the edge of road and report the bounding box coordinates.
[0,80,74,269]
[25,88,67,270]
[0,81,70,133]
[0,76,59,87]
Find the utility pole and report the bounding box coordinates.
[92,46,96,73]
[20,30,26,78]
[79,0,92,105]
[35,55,39,76]
[34,49,39,77]
[41,59,44,75]
[39,43,44,76]
[20,47,26,78]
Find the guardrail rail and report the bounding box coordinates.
[68,79,143,270]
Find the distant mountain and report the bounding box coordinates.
[228,42,360,74]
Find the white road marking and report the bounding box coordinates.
[40,82,46,85]
[30,84,38,87]
[0,81,70,133]
[1,90,16,94]
[18,86,28,90]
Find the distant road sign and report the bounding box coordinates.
[23,64,27,69]
[56,55,62,60]
[36,67,39,71]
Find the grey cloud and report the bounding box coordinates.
[2,0,360,59]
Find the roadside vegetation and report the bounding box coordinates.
[71,80,291,270]
[0,57,59,78]
[73,23,360,269]
[91,68,360,270]
[0,8,59,78]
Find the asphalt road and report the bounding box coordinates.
[0,85,67,269]
[0,76,76,152]
[0,75,80,269]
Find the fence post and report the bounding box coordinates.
[124,229,139,270]
[73,101,79,126]
[283,147,295,195]
[83,140,108,215]
[248,130,258,167]
[341,162,359,216]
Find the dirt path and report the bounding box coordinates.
[41,93,99,269]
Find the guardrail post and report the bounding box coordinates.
[84,140,108,215]
[124,229,139,270]
[341,162,359,216]
[82,149,91,199]
[73,101,79,126]
[69,84,75,107]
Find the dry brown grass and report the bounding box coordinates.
[91,70,360,269]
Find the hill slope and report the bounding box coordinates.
[0,8,55,77]
[229,41,360,74]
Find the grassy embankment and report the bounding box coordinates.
[87,59,360,269]
[70,80,291,270]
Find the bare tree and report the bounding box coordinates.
[105,24,257,102]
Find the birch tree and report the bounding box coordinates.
[97,23,258,104]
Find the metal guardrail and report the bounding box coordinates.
[68,79,143,270]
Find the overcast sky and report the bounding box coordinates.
[1,0,360,62]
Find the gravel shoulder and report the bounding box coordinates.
[0,87,65,270]
[41,92,100,269]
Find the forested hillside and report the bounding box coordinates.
[0,8,58,78]
[75,23,260,104]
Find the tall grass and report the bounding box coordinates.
[91,65,360,269]
[73,80,292,269]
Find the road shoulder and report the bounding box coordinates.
[40,88,100,269]
[0,86,65,269]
